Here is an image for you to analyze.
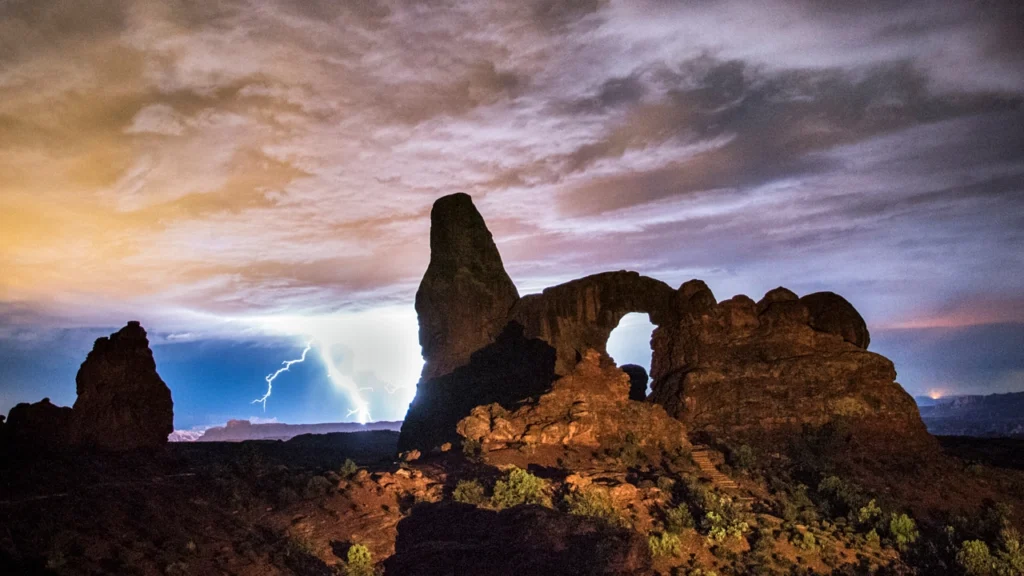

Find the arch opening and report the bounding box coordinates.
[605,312,656,398]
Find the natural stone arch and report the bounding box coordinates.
[508,271,677,376]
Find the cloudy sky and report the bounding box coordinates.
[1,0,1022,429]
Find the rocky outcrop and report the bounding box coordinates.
[3,321,175,453]
[399,193,934,455]
[457,350,688,453]
[400,323,556,452]
[383,502,652,575]
[649,282,934,452]
[3,398,75,449]
[73,321,174,450]
[415,193,519,380]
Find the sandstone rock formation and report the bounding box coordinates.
[383,502,652,575]
[648,282,933,451]
[73,321,174,450]
[400,193,934,455]
[416,193,519,380]
[458,350,688,453]
[2,321,174,452]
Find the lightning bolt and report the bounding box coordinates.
[252,341,313,411]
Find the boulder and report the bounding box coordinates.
[801,291,871,349]
[383,502,653,575]
[620,364,649,401]
[72,321,173,450]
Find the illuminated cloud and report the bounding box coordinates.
[0,0,1022,419]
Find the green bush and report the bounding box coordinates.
[303,475,333,499]
[453,479,486,505]
[345,544,374,576]
[564,487,622,525]
[664,503,695,534]
[729,444,756,470]
[888,513,919,551]
[491,467,549,509]
[339,459,359,479]
[957,540,994,576]
[857,499,881,527]
[462,438,482,460]
[648,531,681,558]
[793,531,817,551]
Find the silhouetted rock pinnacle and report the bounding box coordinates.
[415,193,519,379]
[73,321,174,450]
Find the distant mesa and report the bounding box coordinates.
[187,419,403,442]
[399,193,935,455]
[2,321,174,452]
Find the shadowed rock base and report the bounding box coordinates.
[383,502,653,576]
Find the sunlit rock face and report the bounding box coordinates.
[648,282,935,452]
[73,321,174,450]
[400,193,934,454]
[457,349,688,453]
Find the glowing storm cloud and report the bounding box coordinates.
[246,306,422,424]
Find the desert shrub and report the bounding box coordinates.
[462,438,482,460]
[664,502,695,534]
[865,529,880,547]
[610,432,646,468]
[453,479,486,505]
[957,540,994,576]
[303,475,333,499]
[648,531,681,558]
[345,544,374,576]
[793,531,817,551]
[339,459,359,479]
[857,499,882,528]
[729,444,756,470]
[564,487,622,525]
[996,527,1024,573]
[657,476,676,494]
[491,467,548,509]
[888,513,919,551]
[817,475,868,521]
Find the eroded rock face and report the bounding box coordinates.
[457,350,688,452]
[399,323,556,452]
[649,285,934,452]
[509,271,676,375]
[73,321,174,450]
[383,502,653,576]
[416,193,519,380]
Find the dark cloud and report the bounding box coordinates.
[556,57,1021,215]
